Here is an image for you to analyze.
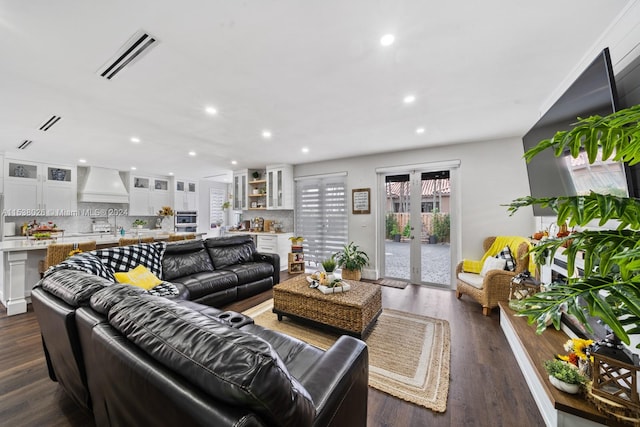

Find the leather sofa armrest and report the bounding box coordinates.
[299,336,368,427]
[254,252,280,284]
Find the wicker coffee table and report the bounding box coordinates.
[272,274,382,339]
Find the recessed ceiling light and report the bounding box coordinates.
[168,172,174,176]
[131,166,137,170]
[380,34,395,46]
[262,130,272,139]
[416,127,425,134]
[403,95,416,104]
[130,137,141,143]
[302,147,309,153]
[188,151,196,156]
[231,160,238,165]
[78,159,87,163]
[205,106,218,115]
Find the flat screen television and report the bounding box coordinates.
[522,47,633,216]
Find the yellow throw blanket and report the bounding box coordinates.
[462,236,535,276]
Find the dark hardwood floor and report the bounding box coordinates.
[0,274,544,427]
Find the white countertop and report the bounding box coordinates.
[226,231,292,236]
[0,231,205,252]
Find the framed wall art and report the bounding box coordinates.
[352,188,370,214]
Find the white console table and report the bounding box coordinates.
[500,303,623,427]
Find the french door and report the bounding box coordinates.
[382,169,452,286]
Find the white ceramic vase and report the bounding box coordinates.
[549,375,580,394]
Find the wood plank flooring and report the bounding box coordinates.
[0,275,544,427]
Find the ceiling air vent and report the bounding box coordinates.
[17,139,33,150]
[97,30,158,80]
[39,115,62,131]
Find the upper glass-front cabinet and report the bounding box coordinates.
[233,171,247,210]
[266,164,293,210]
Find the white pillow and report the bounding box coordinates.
[480,257,507,277]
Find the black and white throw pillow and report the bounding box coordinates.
[46,252,116,281]
[147,281,180,297]
[93,242,167,278]
[496,245,516,271]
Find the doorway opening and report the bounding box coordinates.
[383,170,451,286]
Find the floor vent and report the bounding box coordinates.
[39,115,61,131]
[98,30,158,80]
[17,139,33,150]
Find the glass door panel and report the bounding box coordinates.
[383,170,451,286]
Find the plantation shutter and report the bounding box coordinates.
[209,188,225,229]
[295,174,348,265]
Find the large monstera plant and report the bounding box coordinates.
[508,104,640,348]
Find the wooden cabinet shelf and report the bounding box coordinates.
[288,252,305,274]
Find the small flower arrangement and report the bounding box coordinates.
[289,236,304,245]
[558,337,593,366]
[157,206,174,217]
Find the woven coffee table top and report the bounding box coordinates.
[274,274,380,307]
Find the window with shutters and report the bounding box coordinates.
[295,175,348,266]
[209,187,225,229]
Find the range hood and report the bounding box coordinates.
[78,167,129,203]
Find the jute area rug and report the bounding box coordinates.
[243,300,451,412]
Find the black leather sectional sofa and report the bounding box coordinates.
[31,236,369,426]
[162,235,280,306]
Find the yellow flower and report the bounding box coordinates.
[572,338,593,359]
[157,206,174,217]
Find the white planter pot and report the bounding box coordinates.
[549,375,580,394]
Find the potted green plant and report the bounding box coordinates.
[132,219,147,229]
[391,224,401,242]
[507,104,640,348]
[321,258,337,278]
[432,211,450,243]
[543,359,586,394]
[333,242,369,281]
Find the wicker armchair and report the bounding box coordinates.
[44,241,97,270]
[455,236,530,316]
[119,237,155,246]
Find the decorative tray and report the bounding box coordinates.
[306,275,351,294]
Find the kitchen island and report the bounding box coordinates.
[0,230,203,316]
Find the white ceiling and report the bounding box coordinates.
[0,1,630,181]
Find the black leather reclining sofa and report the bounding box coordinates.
[30,235,369,426]
[163,235,280,306]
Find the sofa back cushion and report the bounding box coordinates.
[89,283,148,315]
[93,242,166,278]
[205,236,256,269]
[162,240,215,281]
[108,295,315,427]
[40,269,113,307]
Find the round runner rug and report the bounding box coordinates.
[243,300,450,412]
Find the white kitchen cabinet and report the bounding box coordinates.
[256,232,293,271]
[4,159,77,213]
[266,164,293,210]
[232,170,248,211]
[128,175,172,216]
[174,179,198,211]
